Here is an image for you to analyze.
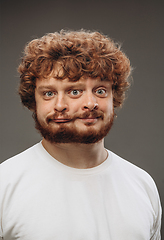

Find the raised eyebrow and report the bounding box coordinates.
[66,83,85,89]
[94,82,112,89]
[93,85,108,90]
[37,85,56,91]
[37,83,85,90]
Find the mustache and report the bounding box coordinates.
[46,110,104,123]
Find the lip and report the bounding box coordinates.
[52,119,71,123]
[80,118,98,123]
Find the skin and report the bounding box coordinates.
[35,76,114,169]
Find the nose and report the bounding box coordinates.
[82,92,98,111]
[54,93,68,112]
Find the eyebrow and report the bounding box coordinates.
[37,83,85,91]
[37,85,55,91]
[36,79,112,92]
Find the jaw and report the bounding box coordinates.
[34,110,114,144]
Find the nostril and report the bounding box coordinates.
[55,107,67,112]
[94,103,98,109]
[83,103,98,111]
[61,108,67,112]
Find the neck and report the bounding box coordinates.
[42,138,107,169]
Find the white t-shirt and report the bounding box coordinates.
[0,142,162,240]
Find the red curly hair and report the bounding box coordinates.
[18,29,132,110]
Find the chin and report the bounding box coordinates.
[34,112,114,144]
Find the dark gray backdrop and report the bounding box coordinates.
[0,0,163,236]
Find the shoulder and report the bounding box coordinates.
[108,150,162,237]
[109,150,155,184]
[108,149,162,216]
[0,142,42,176]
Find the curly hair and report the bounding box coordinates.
[18,29,132,111]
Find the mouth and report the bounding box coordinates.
[48,113,103,124]
[79,118,98,123]
[52,119,72,123]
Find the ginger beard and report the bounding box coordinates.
[33,110,114,144]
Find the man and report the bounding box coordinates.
[0,30,161,239]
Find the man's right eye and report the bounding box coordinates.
[68,89,82,98]
[70,90,80,95]
[45,91,54,97]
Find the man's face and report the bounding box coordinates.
[34,76,114,144]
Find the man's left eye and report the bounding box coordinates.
[70,90,81,96]
[45,91,54,97]
[96,89,106,95]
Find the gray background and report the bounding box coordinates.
[0,0,163,236]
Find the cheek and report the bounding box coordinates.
[98,98,113,114]
[36,101,52,119]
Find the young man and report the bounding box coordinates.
[0,30,161,239]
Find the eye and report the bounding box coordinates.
[44,91,54,97]
[95,88,107,97]
[71,90,80,95]
[69,89,82,98]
